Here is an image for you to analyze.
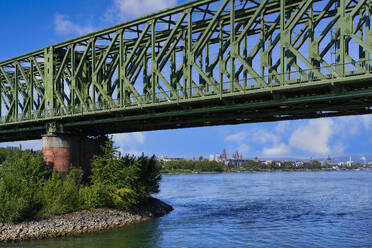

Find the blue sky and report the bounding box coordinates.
[1,0,372,160]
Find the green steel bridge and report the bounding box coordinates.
[1,0,372,142]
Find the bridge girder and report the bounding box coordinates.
[0,0,372,141]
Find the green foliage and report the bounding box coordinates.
[0,139,162,222]
[162,158,325,173]
[0,150,48,223]
[162,159,224,173]
[307,160,322,169]
[241,160,261,171]
[79,183,113,210]
[0,147,17,164]
[136,155,162,194]
[41,169,82,216]
[110,188,140,211]
[91,140,162,209]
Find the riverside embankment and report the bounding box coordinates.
[0,198,172,242]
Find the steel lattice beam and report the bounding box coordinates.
[0,0,372,141]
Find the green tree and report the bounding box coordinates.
[307,160,321,169]
[0,150,49,222]
[42,169,82,216]
[90,140,162,210]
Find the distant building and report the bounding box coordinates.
[327,156,331,164]
[338,162,346,166]
[160,156,184,162]
[215,154,222,162]
[228,158,248,167]
[264,160,273,165]
[209,154,215,161]
[360,156,367,165]
[295,161,304,167]
[221,148,227,161]
[232,150,240,160]
[273,161,285,167]
[346,156,353,167]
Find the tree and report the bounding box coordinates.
[0,150,49,222]
[90,140,162,210]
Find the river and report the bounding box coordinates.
[2,171,372,247]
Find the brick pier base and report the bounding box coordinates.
[42,134,107,178]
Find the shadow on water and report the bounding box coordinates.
[1,219,162,248]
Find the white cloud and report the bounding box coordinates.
[225,131,247,144]
[132,132,145,144]
[262,143,291,157]
[54,14,95,36]
[54,0,178,37]
[332,141,345,156]
[126,150,144,156]
[113,132,145,149]
[118,148,143,157]
[275,121,291,134]
[224,115,372,158]
[238,144,250,155]
[361,115,372,131]
[333,116,362,136]
[104,0,177,23]
[250,128,279,144]
[116,0,176,18]
[225,128,278,145]
[289,118,334,154]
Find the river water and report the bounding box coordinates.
[3,171,372,247]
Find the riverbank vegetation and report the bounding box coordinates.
[160,158,368,174]
[240,160,323,171]
[0,140,161,223]
[161,159,224,173]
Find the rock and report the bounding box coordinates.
[0,198,172,242]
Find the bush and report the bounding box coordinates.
[91,141,161,209]
[110,188,140,210]
[0,139,162,222]
[41,169,82,216]
[0,150,48,222]
[79,183,113,210]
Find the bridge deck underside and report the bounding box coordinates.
[1,75,372,142]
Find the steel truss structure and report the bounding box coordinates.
[0,0,372,141]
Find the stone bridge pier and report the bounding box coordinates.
[42,134,107,178]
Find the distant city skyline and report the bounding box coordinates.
[1,0,372,159]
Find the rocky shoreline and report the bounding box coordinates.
[0,198,173,242]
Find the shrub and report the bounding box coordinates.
[41,169,82,216]
[0,139,162,222]
[0,150,48,222]
[136,155,162,194]
[0,175,41,223]
[79,183,113,210]
[91,141,162,209]
[110,188,140,210]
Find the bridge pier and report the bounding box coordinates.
[42,134,106,178]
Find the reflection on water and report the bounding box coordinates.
[3,220,161,248]
[2,171,372,248]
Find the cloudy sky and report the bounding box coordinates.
[1,0,372,160]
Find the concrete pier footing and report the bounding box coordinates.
[42,134,106,177]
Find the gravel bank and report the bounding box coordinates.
[0,198,172,242]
